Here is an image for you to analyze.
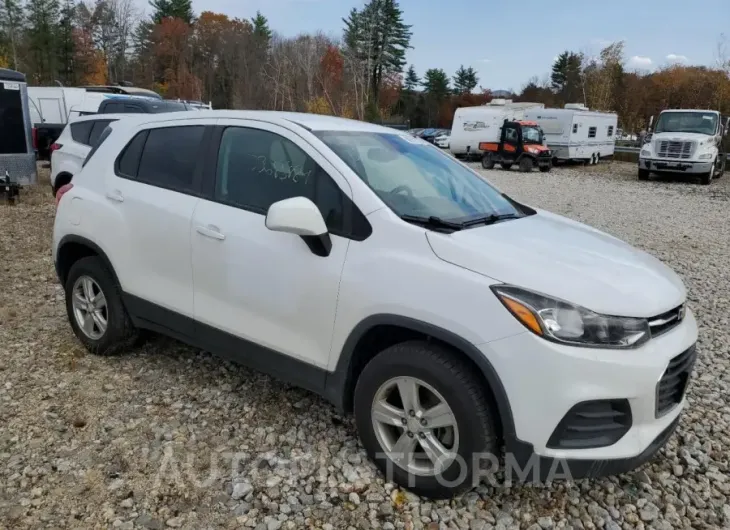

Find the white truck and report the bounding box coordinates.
[639,109,728,185]
[523,104,618,165]
[449,99,544,158]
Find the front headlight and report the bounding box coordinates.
[492,285,650,349]
[640,149,651,157]
[698,152,713,160]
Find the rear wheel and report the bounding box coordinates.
[539,162,552,173]
[638,168,650,181]
[65,257,138,355]
[519,157,534,173]
[500,163,513,170]
[481,153,495,170]
[354,341,499,499]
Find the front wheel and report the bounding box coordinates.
[519,157,534,173]
[481,153,495,170]
[65,257,138,355]
[539,163,551,173]
[700,159,715,185]
[638,168,650,181]
[354,341,499,499]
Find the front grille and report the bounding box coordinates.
[648,304,685,338]
[655,345,696,417]
[547,399,632,450]
[656,140,694,159]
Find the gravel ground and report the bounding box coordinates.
[1,162,729,530]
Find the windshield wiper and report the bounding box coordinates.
[461,213,521,227]
[400,215,464,231]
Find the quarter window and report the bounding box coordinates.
[88,119,115,147]
[135,126,205,191]
[588,127,597,138]
[70,121,94,145]
[607,125,614,137]
[572,123,578,133]
[214,127,347,233]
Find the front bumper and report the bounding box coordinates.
[480,307,698,481]
[640,157,713,174]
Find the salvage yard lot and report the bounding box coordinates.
[1,163,729,530]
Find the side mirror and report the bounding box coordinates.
[725,118,730,136]
[265,197,332,257]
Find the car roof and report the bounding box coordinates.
[103,110,403,134]
[660,109,719,114]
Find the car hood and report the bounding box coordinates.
[651,132,714,143]
[426,210,686,317]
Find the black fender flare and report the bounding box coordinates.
[325,314,517,443]
[55,235,120,287]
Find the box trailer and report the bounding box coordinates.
[524,104,618,164]
[0,68,37,186]
[449,99,545,158]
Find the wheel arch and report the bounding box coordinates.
[56,235,120,288]
[52,172,74,193]
[327,314,516,444]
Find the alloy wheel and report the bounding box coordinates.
[371,376,459,477]
[71,275,108,340]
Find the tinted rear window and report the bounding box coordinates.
[70,121,94,145]
[88,120,115,147]
[136,126,205,191]
[116,131,148,178]
[82,126,114,167]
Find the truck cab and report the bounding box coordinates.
[479,120,552,173]
[639,109,728,185]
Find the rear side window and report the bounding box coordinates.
[88,120,115,147]
[588,127,597,138]
[116,131,148,178]
[102,101,123,113]
[82,126,113,167]
[136,126,205,192]
[70,121,94,145]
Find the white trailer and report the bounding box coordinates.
[524,104,618,164]
[449,99,544,158]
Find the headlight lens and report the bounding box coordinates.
[640,149,651,157]
[492,285,650,349]
[698,152,713,160]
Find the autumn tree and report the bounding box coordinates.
[453,65,478,94]
[0,0,24,70]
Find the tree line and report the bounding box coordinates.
[1,0,729,132]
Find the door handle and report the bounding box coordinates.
[196,225,226,241]
[106,190,124,203]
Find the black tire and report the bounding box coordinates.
[52,173,73,196]
[65,256,138,356]
[715,157,725,179]
[481,153,495,170]
[354,341,499,499]
[539,163,551,173]
[519,157,534,173]
[638,168,650,181]
[500,163,512,170]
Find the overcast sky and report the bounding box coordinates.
[133,0,729,91]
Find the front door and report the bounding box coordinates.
[501,123,520,159]
[191,120,354,371]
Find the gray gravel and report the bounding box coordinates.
[1,162,729,529]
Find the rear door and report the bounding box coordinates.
[104,120,215,322]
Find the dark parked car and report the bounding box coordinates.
[421,128,448,144]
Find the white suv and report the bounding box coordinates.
[50,114,122,194]
[53,111,698,498]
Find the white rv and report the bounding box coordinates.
[524,104,618,164]
[449,99,544,158]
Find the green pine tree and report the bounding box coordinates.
[453,65,478,94]
[251,11,272,41]
[149,0,193,24]
[26,0,61,82]
[551,51,583,103]
[343,0,412,103]
[56,0,76,85]
[404,64,420,91]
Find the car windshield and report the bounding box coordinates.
[654,112,718,135]
[316,131,524,223]
[522,126,542,144]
